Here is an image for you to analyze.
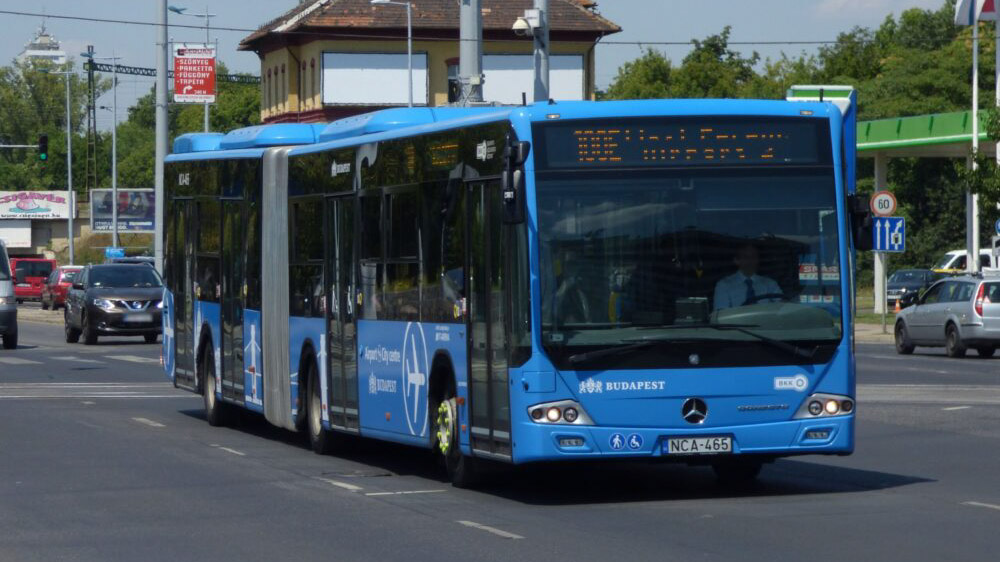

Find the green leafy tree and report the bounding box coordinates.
[603,49,672,100]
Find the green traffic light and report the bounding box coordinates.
[39,153,47,161]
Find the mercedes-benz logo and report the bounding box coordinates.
[681,398,708,424]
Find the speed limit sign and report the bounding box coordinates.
[870,191,897,217]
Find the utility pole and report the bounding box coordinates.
[532,0,549,102]
[85,45,97,193]
[155,0,168,272]
[458,0,484,104]
[64,70,74,264]
[111,57,119,248]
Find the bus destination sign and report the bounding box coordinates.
[538,117,828,169]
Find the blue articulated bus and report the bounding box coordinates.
[163,85,872,487]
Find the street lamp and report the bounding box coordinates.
[371,0,413,108]
[81,51,121,249]
[40,68,76,264]
[168,4,216,131]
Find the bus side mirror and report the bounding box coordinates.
[848,194,874,251]
[502,140,530,224]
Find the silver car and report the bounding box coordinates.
[895,275,1000,357]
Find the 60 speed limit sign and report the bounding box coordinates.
[870,191,897,217]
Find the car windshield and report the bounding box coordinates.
[889,271,925,283]
[933,254,958,269]
[89,266,162,288]
[536,167,842,368]
[61,270,80,282]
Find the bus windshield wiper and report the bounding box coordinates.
[644,323,817,360]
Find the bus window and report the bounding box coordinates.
[360,194,383,320]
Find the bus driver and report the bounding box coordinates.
[713,243,782,311]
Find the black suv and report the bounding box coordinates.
[64,264,164,345]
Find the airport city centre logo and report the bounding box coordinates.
[402,322,429,437]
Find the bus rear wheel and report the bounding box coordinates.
[434,395,479,488]
[202,350,228,427]
[712,458,762,486]
[307,360,336,455]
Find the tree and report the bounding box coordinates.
[604,49,671,100]
[669,27,760,98]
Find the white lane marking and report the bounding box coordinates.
[314,477,363,492]
[456,520,525,540]
[105,355,159,364]
[51,356,104,364]
[962,501,1000,512]
[132,417,166,428]
[365,489,447,497]
[0,357,43,365]
[942,406,971,411]
[81,401,95,405]
[210,444,246,457]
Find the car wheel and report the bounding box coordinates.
[82,313,98,346]
[2,328,17,350]
[144,333,158,344]
[64,310,80,343]
[894,322,915,355]
[307,360,336,455]
[945,324,966,358]
[976,346,996,358]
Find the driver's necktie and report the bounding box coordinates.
[744,278,755,305]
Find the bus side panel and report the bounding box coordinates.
[243,308,264,412]
[357,320,468,450]
[288,316,325,422]
[195,299,222,397]
[163,288,175,381]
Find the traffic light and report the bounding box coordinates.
[38,134,48,161]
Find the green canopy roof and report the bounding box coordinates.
[857,110,995,158]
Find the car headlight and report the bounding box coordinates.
[94,298,117,311]
[156,300,164,309]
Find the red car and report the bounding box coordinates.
[41,266,83,310]
[10,258,57,303]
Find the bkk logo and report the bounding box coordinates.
[774,374,809,392]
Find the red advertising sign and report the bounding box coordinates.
[173,43,216,103]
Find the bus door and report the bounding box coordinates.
[220,200,245,402]
[467,180,511,458]
[325,196,360,432]
[172,198,197,390]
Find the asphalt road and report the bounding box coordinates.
[0,318,998,561]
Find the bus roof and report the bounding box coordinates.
[167,98,846,162]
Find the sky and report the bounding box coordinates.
[0,0,946,129]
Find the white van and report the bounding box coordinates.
[932,249,996,274]
[0,239,17,349]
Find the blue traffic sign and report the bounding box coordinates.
[873,217,905,253]
[105,247,125,259]
[994,218,1000,235]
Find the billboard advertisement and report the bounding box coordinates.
[174,43,216,103]
[0,190,73,220]
[0,219,32,248]
[90,189,155,233]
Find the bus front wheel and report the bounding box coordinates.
[434,395,479,488]
[202,349,228,427]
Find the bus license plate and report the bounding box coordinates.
[664,436,733,455]
[124,313,153,323]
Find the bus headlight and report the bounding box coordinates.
[0,296,10,305]
[528,400,594,425]
[795,393,855,419]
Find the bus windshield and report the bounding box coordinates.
[536,167,843,369]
